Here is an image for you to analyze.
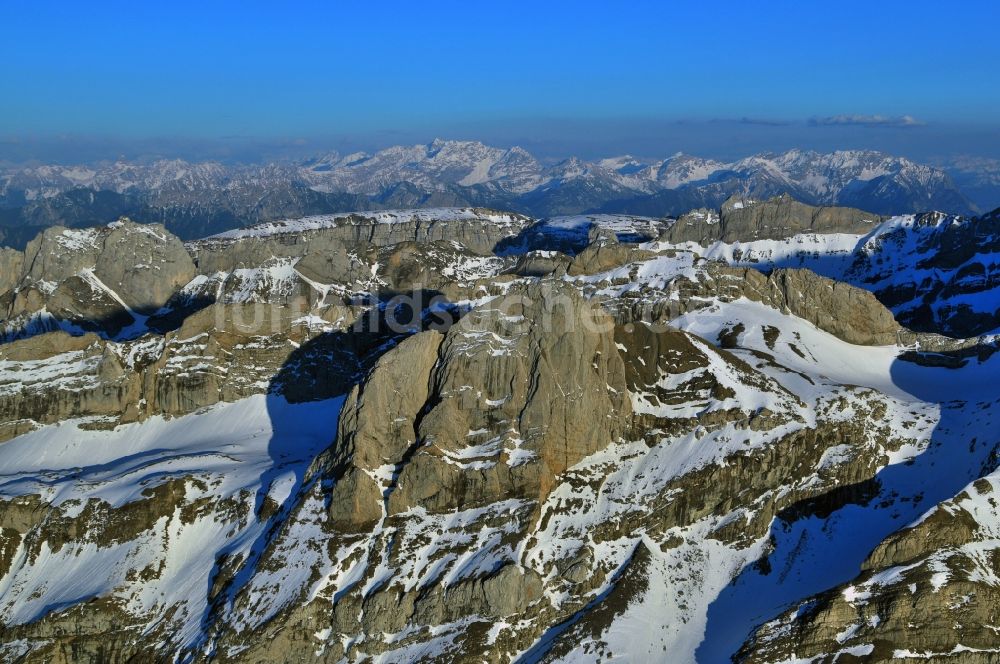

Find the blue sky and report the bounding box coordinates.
[2,1,998,161]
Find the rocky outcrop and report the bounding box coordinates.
[0,247,22,294]
[510,250,572,277]
[324,331,443,529]
[659,202,1000,339]
[373,240,514,291]
[319,281,631,521]
[1,220,197,340]
[0,332,123,441]
[567,231,653,276]
[735,267,902,346]
[603,261,903,347]
[738,473,1000,664]
[662,194,881,244]
[661,206,720,244]
[188,209,530,274]
[401,281,628,508]
[19,220,196,311]
[0,302,379,441]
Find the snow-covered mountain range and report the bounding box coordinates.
[0,140,982,247]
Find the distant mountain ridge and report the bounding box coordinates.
[0,140,980,246]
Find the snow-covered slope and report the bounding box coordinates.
[301,139,545,195]
[655,201,1000,338]
[203,207,528,241]
[0,394,344,655]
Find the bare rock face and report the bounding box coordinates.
[188,209,530,274]
[0,302,375,441]
[0,247,23,294]
[0,331,133,441]
[334,332,443,471]
[97,223,197,311]
[7,276,136,337]
[325,331,443,529]
[511,249,572,277]
[392,281,630,512]
[567,231,652,276]
[662,194,881,244]
[668,264,902,346]
[320,281,631,522]
[20,220,196,311]
[2,220,197,340]
[660,207,722,244]
[745,267,901,346]
[373,240,514,291]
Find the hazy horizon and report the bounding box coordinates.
[3,1,999,166]
[3,118,1000,167]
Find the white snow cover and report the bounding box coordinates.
[202,207,527,242]
[649,211,1000,335]
[1,143,963,213]
[0,394,344,647]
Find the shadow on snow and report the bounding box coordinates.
[696,344,1000,662]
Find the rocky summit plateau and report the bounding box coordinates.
[2,192,1000,664]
